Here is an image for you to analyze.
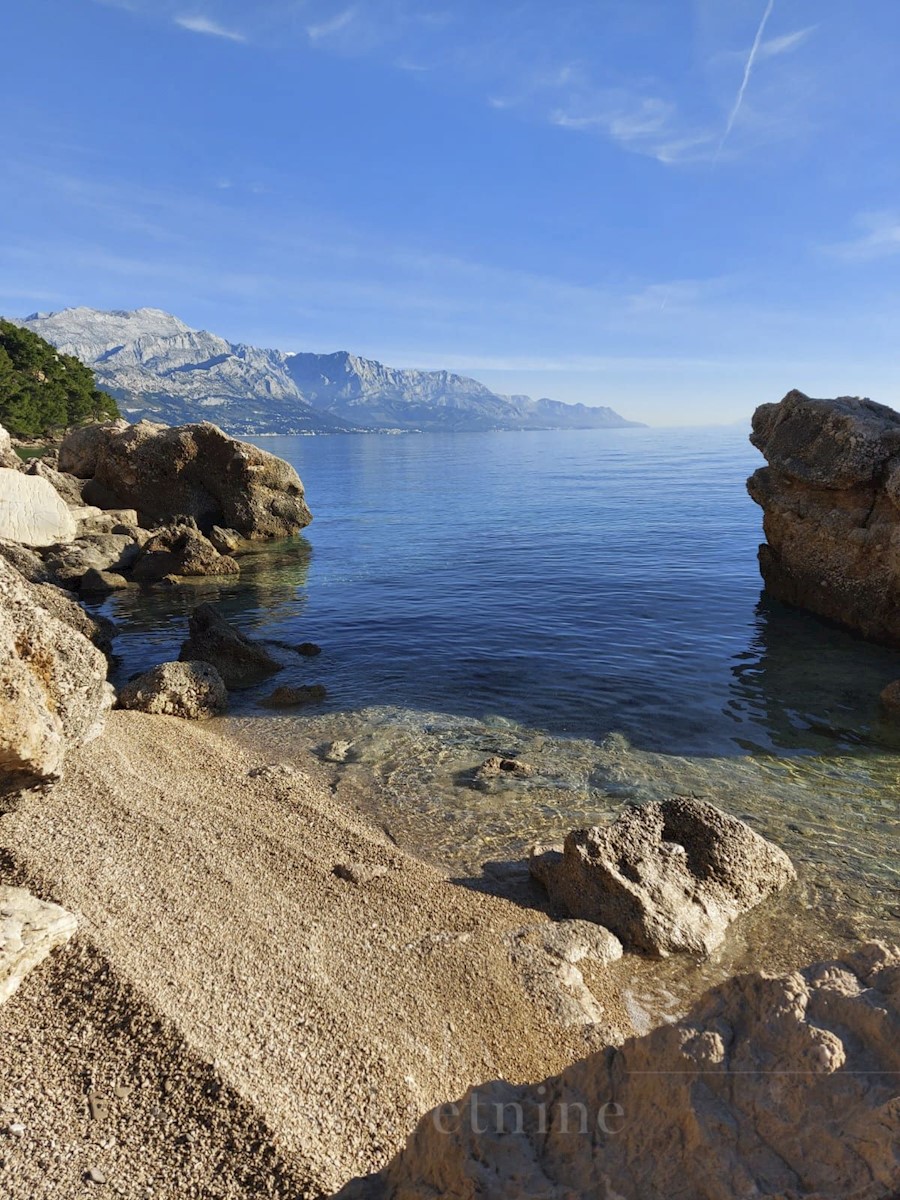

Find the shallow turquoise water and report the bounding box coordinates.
[90,426,900,973]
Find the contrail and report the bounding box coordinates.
[717,0,776,156]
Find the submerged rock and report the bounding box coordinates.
[370,943,900,1200]
[473,755,535,785]
[261,684,327,708]
[0,558,113,798]
[748,389,900,645]
[117,661,228,719]
[530,797,796,957]
[59,419,313,539]
[179,603,281,689]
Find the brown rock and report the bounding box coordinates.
[261,684,327,708]
[530,797,796,957]
[131,526,239,582]
[373,943,900,1200]
[117,662,228,720]
[179,604,281,690]
[59,419,312,539]
[748,390,900,645]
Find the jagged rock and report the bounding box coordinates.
[260,684,327,708]
[0,423,20,470]
[321,739,354,763]
[58,419,312,539]
[0,558,113,797]
[748,390,900,645]
[73,506,140,536]
[79,568,131,594]
[0,468,77,547]
[179,603,281,689]
[474,755,535,785]
[530,797,796,957]
[370,943,900,1200]
[117,661,227,719]
[0,886,78,1004]
[131,526,239,581]
[24,458,85,507]
[0,538,51,584]
[26,580,117,653]
[209,525,243,554]
[43,533,139,587]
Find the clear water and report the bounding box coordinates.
[88,426,900,1005]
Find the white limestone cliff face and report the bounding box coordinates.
[15,307,642,434]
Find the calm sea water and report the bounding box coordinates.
[91,426,899,990]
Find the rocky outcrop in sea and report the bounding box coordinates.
[748,389,900,645]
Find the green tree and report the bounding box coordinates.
[0,318,119,437]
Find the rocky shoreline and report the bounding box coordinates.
[1,409,898,1197]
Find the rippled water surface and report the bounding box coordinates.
[91,426,899,996]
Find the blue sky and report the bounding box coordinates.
[1,0,899,424]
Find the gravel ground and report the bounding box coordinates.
[0,713,629,1197]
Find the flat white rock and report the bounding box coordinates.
[0,886,77,1004]
[0,468,77,547]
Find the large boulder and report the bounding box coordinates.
[0,558,113,798]
[26,579,117,654]
[117,661,228,719]
[59,419,312,539]
[0,468,77,547]
[530,798,795,957]
[748,390,900,645]
[0,886,78,1004]
[370,943,900,1200]
[131,525,240,581]
[179,603,281,689]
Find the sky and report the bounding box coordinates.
[1,1,899,425]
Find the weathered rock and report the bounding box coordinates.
[72,506,139,536]
[117,661,227,719]
[474,755,535,785]
[333,862,390,886]
[131,526,239,582]
[0,468,77,547]
[179,603,281,689]
[879,679,900,712]
[0,558,113,797]
[59,419,312,538]
[43,533,140,587]
[530,797,796,957]
[295,642,322,657]
[209,525,243,555]
[260,683,327,708]
[0,886,78,1004]
[26,580,117,653]
[748,390,900,645]
[321,739,354,763]
[24,458,85,507]
[0,423,19,470]
[79,568,131,594]
[0,538,51,584]
[372,943,900,1200]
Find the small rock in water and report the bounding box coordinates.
[322,739,354,763]
[295,642,322,657]
[473,755,535,785]
[879,679,900,711]
[261,684,327,708]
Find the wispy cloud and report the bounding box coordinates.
[174,14,246,42]
[758,26,816,59]
[307,7,357,43]
[717,0,776,155]
[827,212,900,262]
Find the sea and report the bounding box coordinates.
[88,424,900,1014]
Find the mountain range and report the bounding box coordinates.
[15,307,643,435]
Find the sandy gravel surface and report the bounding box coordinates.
[0,713,628,1197]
